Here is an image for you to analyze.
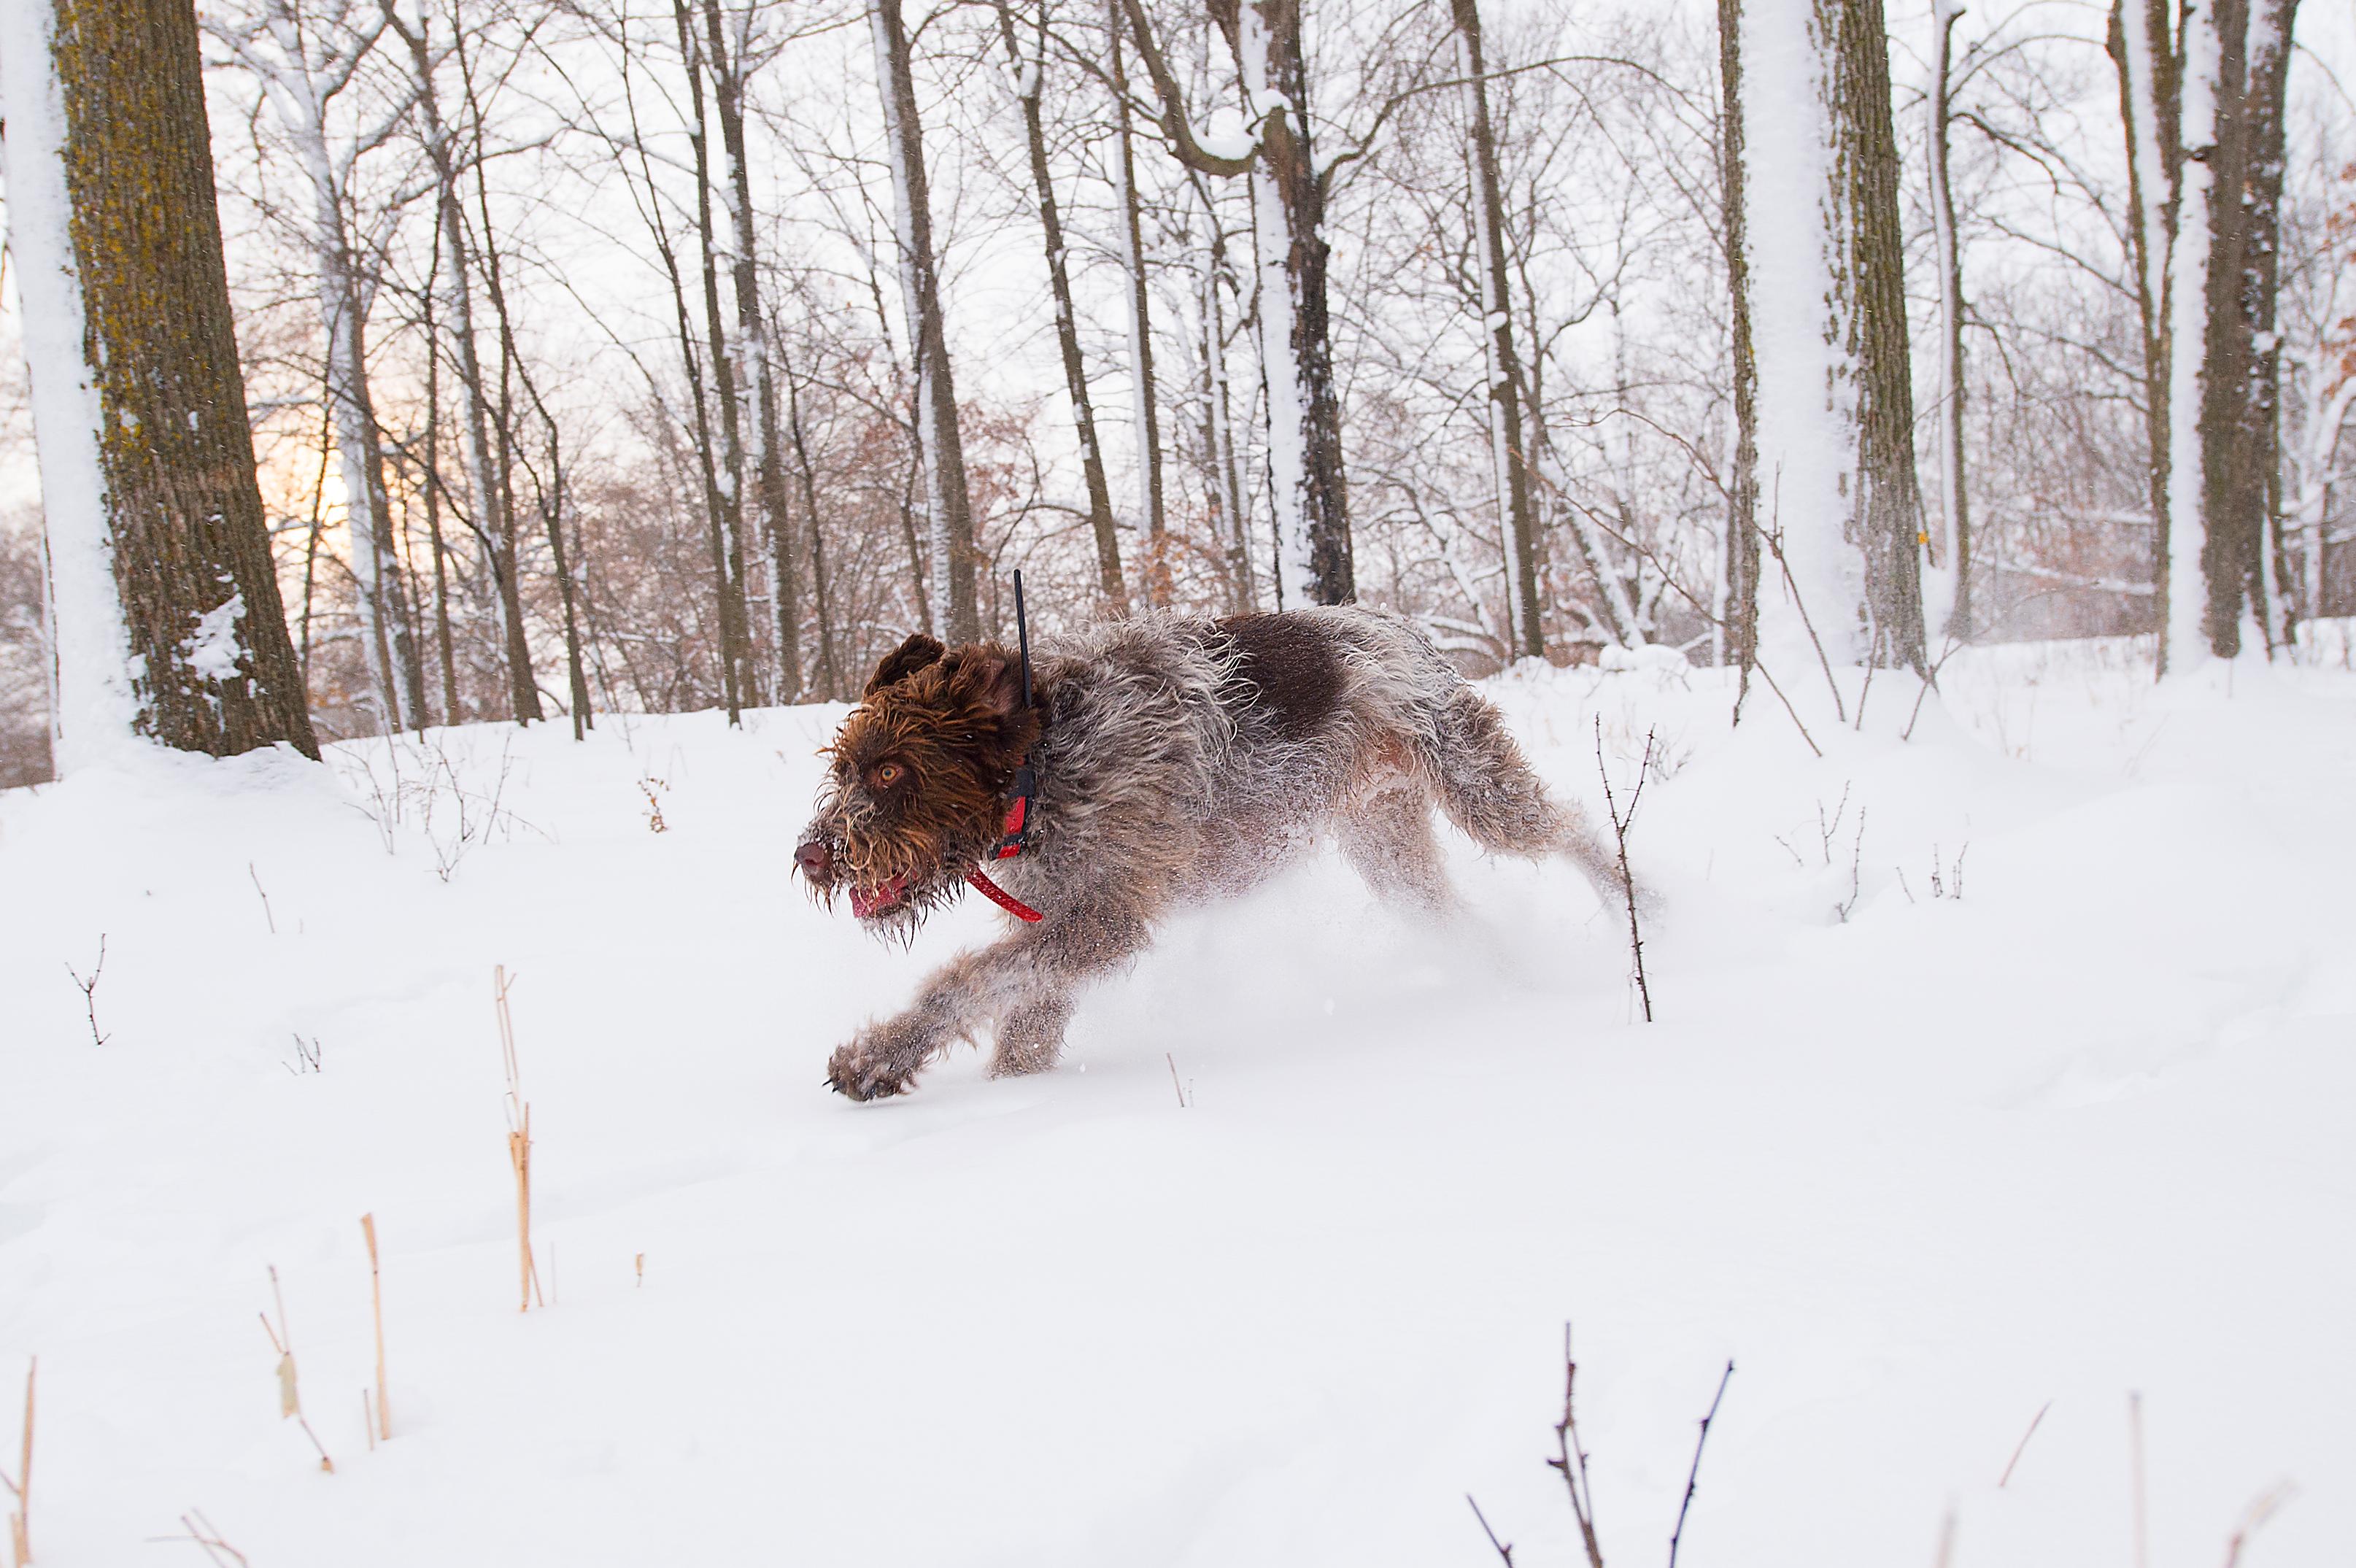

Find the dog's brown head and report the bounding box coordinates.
[794,633,1041,937]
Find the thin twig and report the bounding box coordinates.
[1595,719,1655,1022]
[1546,1324,1607,1568]
[64,936,108,1047]
[1997,1399,2050,1487]
[1165,1051,1189,1108]
[247,864,276,935]
[1667,1360,1735,1568]
[1467,1494,1515,1565]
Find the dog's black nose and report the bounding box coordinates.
[794,840,832,879]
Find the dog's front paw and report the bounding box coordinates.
[826,1021,926,1101]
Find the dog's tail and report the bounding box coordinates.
[1422,684,1626,903]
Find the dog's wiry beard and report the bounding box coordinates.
[797,773,1001,944]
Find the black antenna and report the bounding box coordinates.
[1013,569,1032,711]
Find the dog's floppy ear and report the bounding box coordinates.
[865,633,946,695]
[945,648,1024,719]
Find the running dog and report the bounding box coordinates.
[794,606,1624,1099]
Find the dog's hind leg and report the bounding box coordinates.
[1337,780,1456,917]
[1424,687,1626,901]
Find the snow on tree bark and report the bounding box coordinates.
[1230,0,1352,607]
[2192,0,2257,660]
[2163,0,2229,671]
[2239,0,2301,647]
[0,0,317,769]
[1734,0,1860,683]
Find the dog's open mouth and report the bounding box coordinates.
[849,874,911,919]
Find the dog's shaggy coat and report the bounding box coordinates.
[795,606,1621,1099]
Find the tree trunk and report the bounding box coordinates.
[1229,0,1352,606]
[1826,0,1926,672]
[870,0,981,643]
[419,198,460,722]
[2193,0,2256,659]
[1925,0,1971,640]
[2241,0,2301,647]
[702,0,803,700]
[991,0,1128,611]
[675,0,758,711]
[1715,0,1761,681]
[1117,0,1352,605]
[784,363,842,698]
[1107,0,1170,606]
[2160,0,2230,670]
[1197,192,1255,612]
[2109,0,2181,672]
[1452,0,1542,660]
[444,19,541,720]
[0,0,317,768]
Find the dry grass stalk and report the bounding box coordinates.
[495,967,544,1313]
[1997,1399,2051,1488]
[360,1214,390,1440]
[259,1267,333,1474]
[2221,1480,2297,1568]
[160,1510,248,1568]
[2,1356,32,1567]
[635,1253,644,1289]
[2129,1392,2148,1568]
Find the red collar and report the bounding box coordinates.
[964,759,1043,922]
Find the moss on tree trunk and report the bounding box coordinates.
[51,0,317,757]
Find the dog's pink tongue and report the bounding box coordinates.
[850,875,908,919]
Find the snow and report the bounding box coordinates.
[182,589,248,684]
[0,0,139,772]
[2,641,2352,1563]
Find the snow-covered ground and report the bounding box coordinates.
[2,638,2350,1567]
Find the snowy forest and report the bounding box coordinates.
[0,0,2347,778]
[2,0,2355,1563]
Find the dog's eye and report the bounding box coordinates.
[870,762,904,788]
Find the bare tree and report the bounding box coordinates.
[1,0,318,768]
[990,0,1129,611]
[870,0,981,642]
[1119,0,1354,606]
[209,0,425,733]
[1450,0,1542,660]
[1925,0,1972,639]
[1826,0,1927,673]
[379,0,539,721]
[1105,0,1170,604]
